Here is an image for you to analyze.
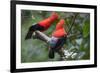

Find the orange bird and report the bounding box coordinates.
[25,12,59,40]
[49,19,67,59]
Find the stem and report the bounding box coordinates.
[67,13,79,35]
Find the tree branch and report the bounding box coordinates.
[33,31,51,43]
[67,13,79,35]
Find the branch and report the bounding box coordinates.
[67,13,79,35]
[67,33,82,38]
[33,31,51,43]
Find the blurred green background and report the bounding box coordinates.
[21,10,90,63]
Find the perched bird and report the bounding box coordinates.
[49,19,67,59]
[25,12,59,40]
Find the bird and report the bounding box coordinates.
[25,12,59,40]
[48,19,67,59]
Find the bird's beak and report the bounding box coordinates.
[25,30,33,40]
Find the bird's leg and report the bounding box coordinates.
[33,31,51,44]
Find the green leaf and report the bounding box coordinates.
[83,20,90,38]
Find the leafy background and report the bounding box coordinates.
[21,10,90,63]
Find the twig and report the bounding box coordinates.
[67,13,79,35]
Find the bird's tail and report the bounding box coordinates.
[48,48,55,59]
[25,31,33,40]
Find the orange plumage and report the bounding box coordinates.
[52,19,67,38]
[38,12,59,30]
